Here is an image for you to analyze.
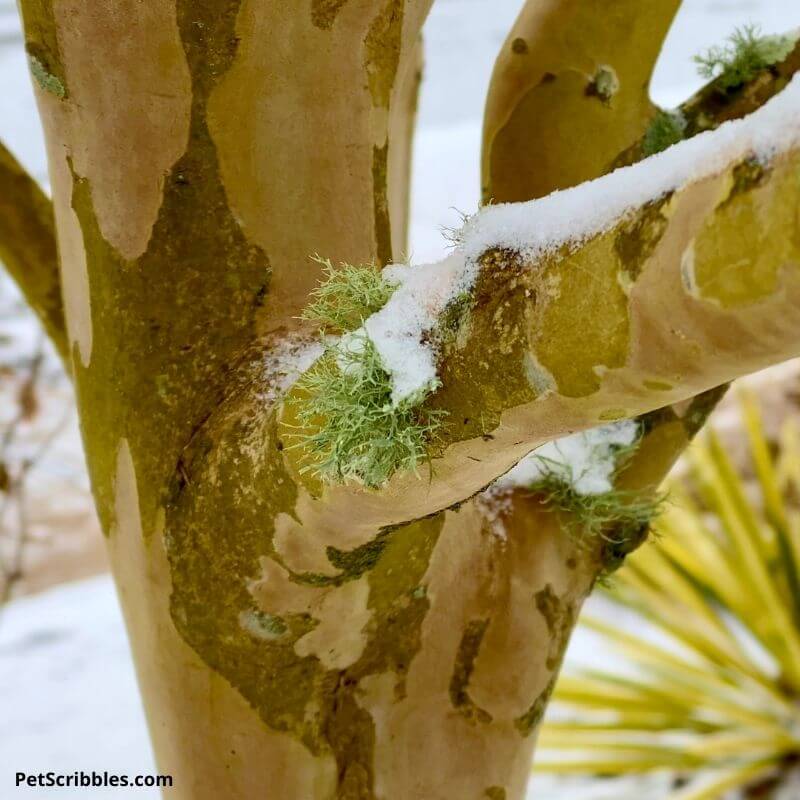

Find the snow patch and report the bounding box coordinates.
[367,77,800,404]
[260,336,324,405]
[493,420,640,496]
[364,253,465,404]
[460,74,800,264]
[334,330,370,377]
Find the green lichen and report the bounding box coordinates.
[239,609,288,640]
[694,24,798,91]
[523,435,662,553]
[642,109,688,157]
[301,258,396,332]
[590,65,619,102]
[531,475,660,543]
[294,261,446,487]
[19,1,67,100]
[291,336,444,487]
[27,54,66,99]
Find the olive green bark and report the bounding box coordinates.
[16,1,552,797]
[0,141,66,362]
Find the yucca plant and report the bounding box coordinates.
[535,391,800,799]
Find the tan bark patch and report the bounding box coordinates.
[356,506,539,799]
[53,0,191,259]
[272,487,400,577]
[36,95,92,366]
[109,441,337,798]
[250,557,373,669]
[208,0,381,325]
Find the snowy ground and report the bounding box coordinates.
[2,0,800,797]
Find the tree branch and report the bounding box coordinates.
[482,27,800,540]
[283,78,800,530]
[481,0,683,203]
[0,141,67,364]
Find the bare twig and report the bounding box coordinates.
[0,334,71,609]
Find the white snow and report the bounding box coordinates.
[364,253,463,403]
[334,329,370,377]
[461,74,800,263]
[259,335,324,405]
[492,420,640,496]
[0,576,158,799]
[371,76,800,404]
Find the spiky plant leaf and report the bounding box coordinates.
[536,393,800,798]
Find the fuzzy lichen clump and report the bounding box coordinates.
[642,109,688,157]
[291,78,800,486]
[293,333,443,487]
[591,65,620,102]
[487,421,661,551]
[301,256,397,332]
[292,262,444,487]
[694,24,798,91]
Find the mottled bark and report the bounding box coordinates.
[473,5,800,780]
[5,0,800,798]
[482,0,682,203]
[16,1,569,798]
[481,7,800,526]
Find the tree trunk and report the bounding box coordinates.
[8,1,800,798]
[17,1,589,797]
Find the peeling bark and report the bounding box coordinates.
[8,1,800,798]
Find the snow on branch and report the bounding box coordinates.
[367,75,800,405]
[286,77,800,495]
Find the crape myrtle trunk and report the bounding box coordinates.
[6,1,800,798]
